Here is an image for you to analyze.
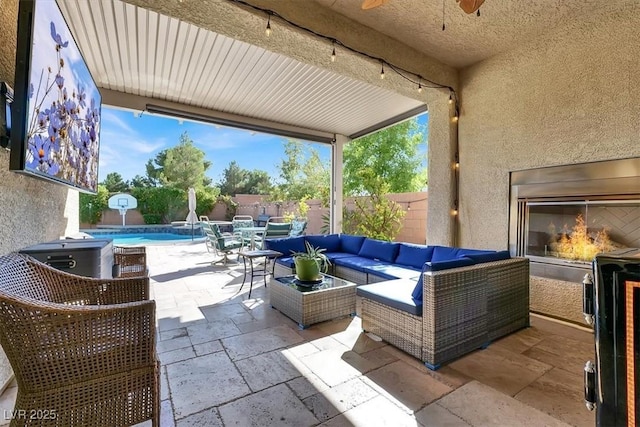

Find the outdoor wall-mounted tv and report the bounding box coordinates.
[10,0,101,194]
[0,82,12,149]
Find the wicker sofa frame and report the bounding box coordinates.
[275,256,530,369]
[0,253,159,426]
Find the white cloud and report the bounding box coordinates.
[101,110,137,135]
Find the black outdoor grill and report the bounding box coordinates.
[583,248,640,426]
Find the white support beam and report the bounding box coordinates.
[331,135,348,233]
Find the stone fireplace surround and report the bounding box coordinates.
[509,157,640,323]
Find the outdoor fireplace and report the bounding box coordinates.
[510,158,640,283]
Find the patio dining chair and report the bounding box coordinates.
[289,217,308,237]
[232,215,256,240]
[0,253,159,426]
[254,217,292,249]
[208,222,246,265]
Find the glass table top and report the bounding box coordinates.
[274,274,354,293]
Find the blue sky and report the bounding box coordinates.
[98,106,427,184]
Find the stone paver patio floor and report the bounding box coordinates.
[0,242,595,426]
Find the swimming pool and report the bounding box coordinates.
[86,232,204,246]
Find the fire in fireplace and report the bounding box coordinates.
[527,203,637,263]
[509,157,640,282]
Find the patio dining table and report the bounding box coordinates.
[235,226,266,249]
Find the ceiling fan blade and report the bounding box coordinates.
[457,0,485,14]
[362,0,390,10]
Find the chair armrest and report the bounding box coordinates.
[3,298,157,391]
[27,259,149,304]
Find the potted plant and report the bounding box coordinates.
[291,241,330,282]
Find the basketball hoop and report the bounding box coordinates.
[108,193,138,227]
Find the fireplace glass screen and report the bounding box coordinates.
[526,201,640,263]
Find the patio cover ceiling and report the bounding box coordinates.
[57,0,428,143]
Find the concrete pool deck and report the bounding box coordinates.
[0,242,595,426]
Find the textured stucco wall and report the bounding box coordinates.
[0,0,80,390]
[458,3,640,321]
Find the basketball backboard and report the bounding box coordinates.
[108,193,137,210]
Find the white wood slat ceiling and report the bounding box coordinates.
[56,0,425,140]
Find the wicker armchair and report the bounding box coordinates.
[113,245,148,278]
[0,253,159,426]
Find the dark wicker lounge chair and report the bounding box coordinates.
[113,245,148,277]
[0,253,159,426]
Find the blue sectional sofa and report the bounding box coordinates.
[266,234,530,370]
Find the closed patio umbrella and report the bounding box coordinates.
[186,188,198,241]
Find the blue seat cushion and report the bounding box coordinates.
[275,256,295,268]
[264,236,306,255]
[333,256,384,273]
[365,264,421,281]
[395,243,434,269]
[305,234,341,252]
[357,280,422,316]
[339,234,366,254]
[325,252,358,262]
[465,250,511,263]
[411,257,476,301]
[358,239,399,263]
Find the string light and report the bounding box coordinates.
[380,61,385,79]
[331,41,336,62]
[454,152,460,169]
[448,93,453,104]
[442,0,446,31]
[265,14,272,37]
[477,9,481,17]
[417,78,423,93]
[228,1,457,104]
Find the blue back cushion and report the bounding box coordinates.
[465,250,511,263]
[264,236,306,255]
[395,244,434,269]
[305,234,341,252]
[430,246,466,262]
[358,239,399,263]
[411,257,476,301]
[340,234,366,254]
[423,257,475,272]
[411,264,429,301]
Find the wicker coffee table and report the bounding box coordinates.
[270,274,357,329]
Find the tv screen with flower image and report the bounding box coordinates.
[10,0,101,194]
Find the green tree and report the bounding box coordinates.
[145,132,212,190]
[343,118,426,195]
[144,151,166,187]
[79,185,109,225]
[274,139,330,203]
[245,170,273,195]
[195,186,221,218]
[218,161,272,195]
[343,169,406,241]
[101,172,129,193]
[130,187,185,224]
[130,174,153,188]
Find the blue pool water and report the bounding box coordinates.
[87,233,204,246]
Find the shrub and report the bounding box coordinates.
[131,187,185,223]
[79,185,109,225]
